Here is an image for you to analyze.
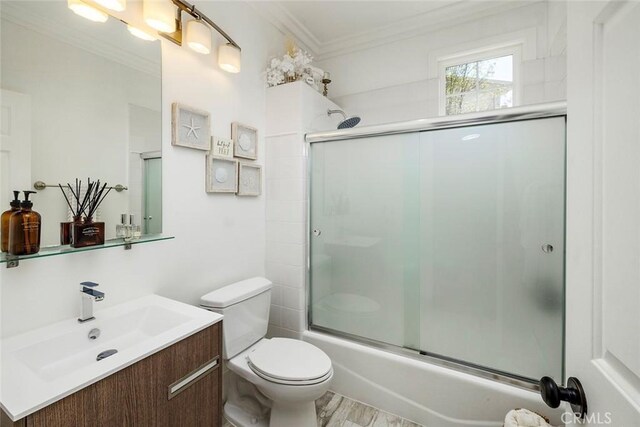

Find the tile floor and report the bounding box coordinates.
[223,391,423,427]
[316,392,422,427]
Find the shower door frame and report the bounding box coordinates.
[305,102,567,392]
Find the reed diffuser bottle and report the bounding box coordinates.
[70,179,112,248]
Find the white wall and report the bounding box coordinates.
[0,1,285,338]
[316,2,567,125]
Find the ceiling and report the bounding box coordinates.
[252,1,537,60]
[279,1,461,43]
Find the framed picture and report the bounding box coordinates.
[172,103,211,150]
[238,163,262,196]
[205,155,238,193]
[211,135,233,159]
[232,122,258,160]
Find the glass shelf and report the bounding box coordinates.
[1,234,174,268]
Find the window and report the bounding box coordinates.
[440,47,520,116]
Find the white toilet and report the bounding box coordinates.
[200,277,333,427]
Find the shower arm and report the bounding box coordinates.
[327,109,347,120]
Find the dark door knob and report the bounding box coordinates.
[539,376,587,419]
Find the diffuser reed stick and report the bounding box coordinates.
[59,178,113,220]
[85,180,112,220]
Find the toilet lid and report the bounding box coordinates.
[247,338,332,382]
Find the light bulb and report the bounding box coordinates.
[186,20,211,54]
[143,0,176,33]
[128,26,157,41]
[218,43,241,73]
[67,0,109,22]
[94,0,126,12]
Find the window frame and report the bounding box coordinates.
[438,45,522,116]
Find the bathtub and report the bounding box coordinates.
[303,330,564,427]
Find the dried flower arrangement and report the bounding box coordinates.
[266,40,325,90]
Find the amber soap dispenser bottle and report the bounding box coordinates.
[9,191,41,255]
[1,191,21,253]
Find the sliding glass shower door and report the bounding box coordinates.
[309,116,565,382]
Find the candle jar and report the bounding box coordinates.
[71,217,105,248]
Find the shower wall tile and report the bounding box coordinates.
[283,286,305,309]
[266,242,306,266]
[266,262,305,288]
[266,221,306,245]
[266,83,342,337]
[522,83,547,105]
[271,284,284,306]
[266,178,307,201]
[522,59,545,85]
[545,55,567,82]
[282,307,305,331]
[267,133,306,157]
[544,80,566,102]
[269,304,282,326]
[266,156,305,179]
[266,200,307,222]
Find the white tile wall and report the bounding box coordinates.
[265,83,341,339]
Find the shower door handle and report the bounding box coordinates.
[539,376,587,419]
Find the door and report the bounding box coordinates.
[0,89,31,206]
[143,156,162,234]
[566,2,640,425]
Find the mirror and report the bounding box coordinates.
[1,1,162,248]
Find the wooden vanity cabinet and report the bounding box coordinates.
[2,322,222,427]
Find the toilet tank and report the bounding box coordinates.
[200,277,272,359]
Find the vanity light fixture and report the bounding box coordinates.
[127,25,157,41]
[67,0,109,22]
[156,0,242,73]
[93,0,126,12]
[186,19,211,54]
[143,0,176,33]
[218,43,241,73]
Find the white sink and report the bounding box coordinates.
[0,294,222,421]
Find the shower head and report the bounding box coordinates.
[328,109,361,129]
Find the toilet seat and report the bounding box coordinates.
[247,338,332,386]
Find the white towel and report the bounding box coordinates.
[504,409,554,427]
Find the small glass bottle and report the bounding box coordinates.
[130,214,141,241]
[116,213,128,239]
[124,214,133,242]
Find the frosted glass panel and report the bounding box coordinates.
[309,116,565,381]
[310,133,420,347]
[417,118,565,380]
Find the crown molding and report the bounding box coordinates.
[0,2,160,78]
[250,2,321,56]
[253,0,541,62]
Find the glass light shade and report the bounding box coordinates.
[143,0,176,33]
[128,25,157,41]
[67,0,109,22]
[94,0,126,12]
[218,43,241,73]
[186,20,211,54]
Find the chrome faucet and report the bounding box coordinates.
[78,281,104,323]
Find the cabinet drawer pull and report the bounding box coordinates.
[168,356,219,399]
